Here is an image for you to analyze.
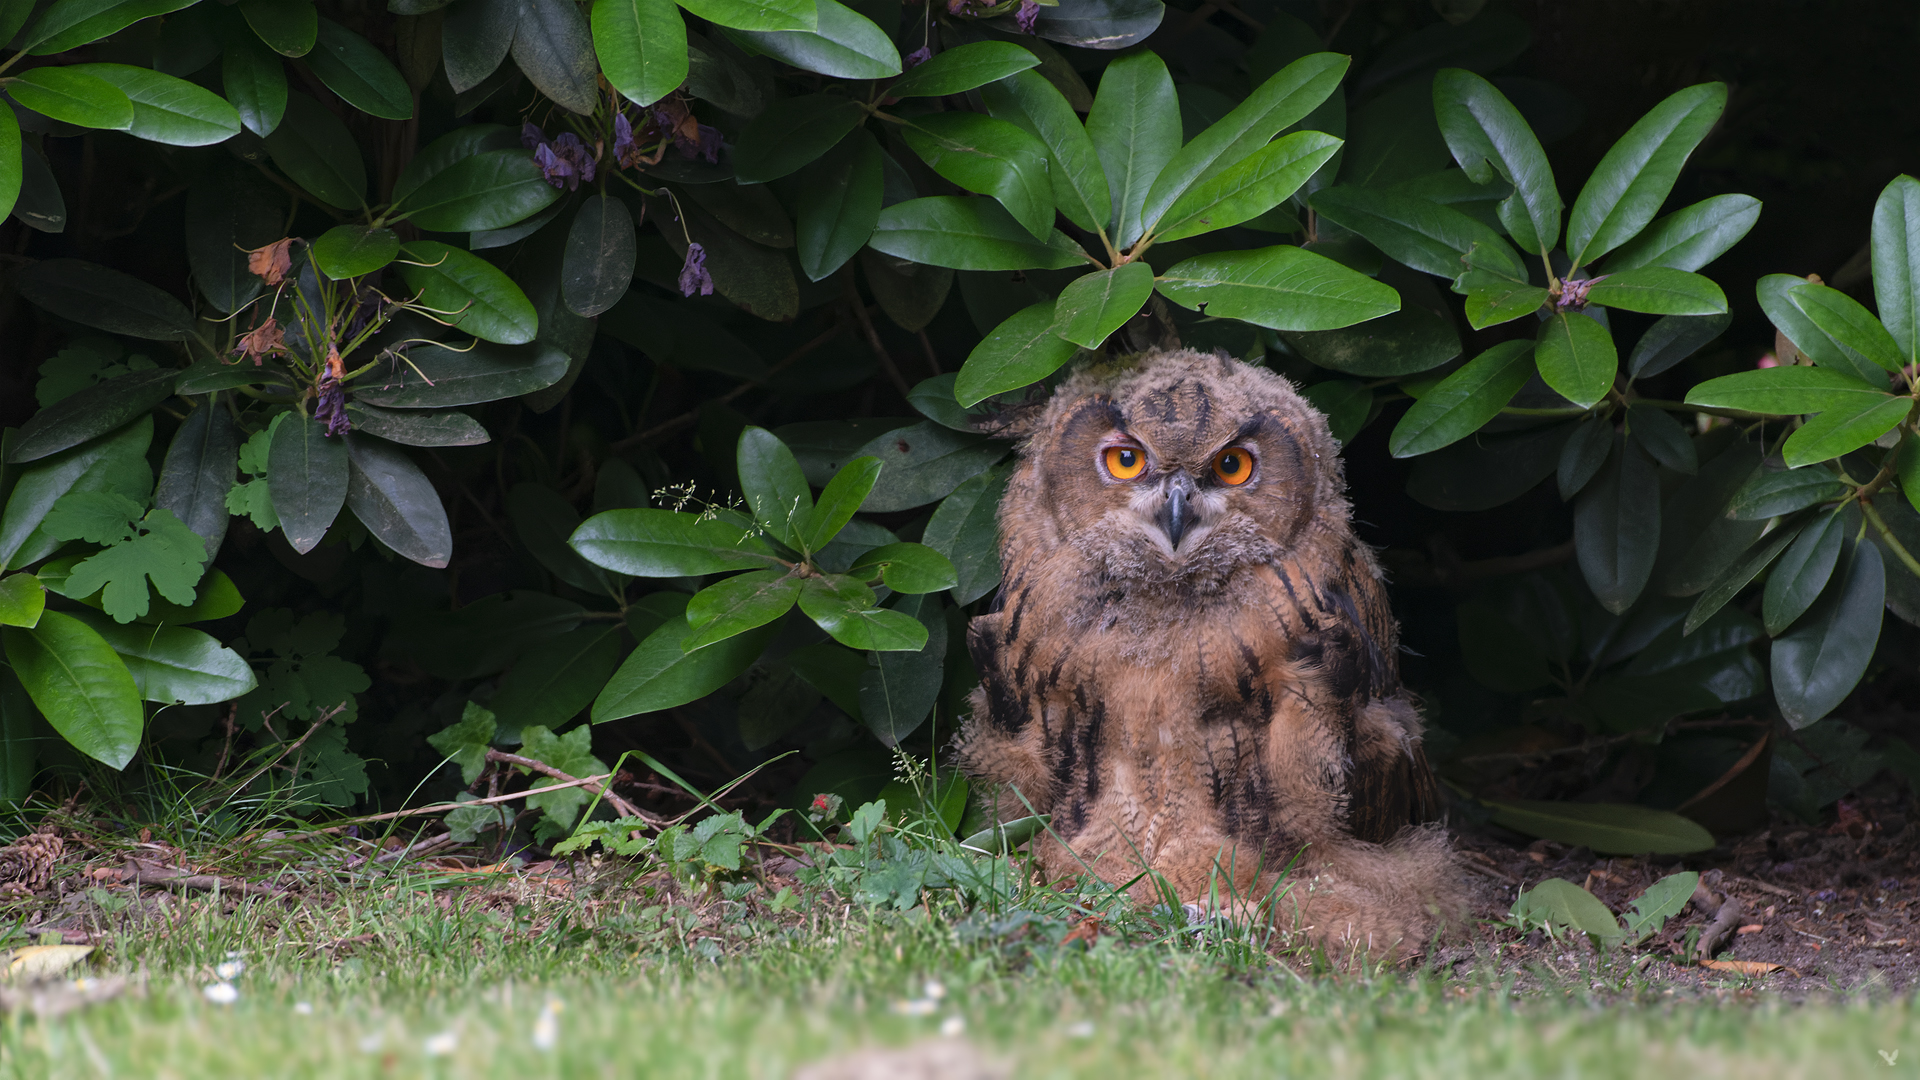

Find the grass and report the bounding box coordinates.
[0,768,1910,1079]
[0,868,1912,1079]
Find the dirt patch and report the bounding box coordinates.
[1450,787,1920,994]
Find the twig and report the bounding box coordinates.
[842,271,912,398]
[120,857,289,898]
[327,773,619,826]
[371,831,457,865]
[485,750,658,823]
[1692,876,1745,959]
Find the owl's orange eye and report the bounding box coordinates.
[1212,448,1254,486]
[1104,445,1146,480]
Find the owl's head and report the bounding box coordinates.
[1000,349,1352,598]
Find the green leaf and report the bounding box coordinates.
[514,0,600,114]
[0,107,18,223]
[857,594,945,744]
[1510,877,1623,942]
[795,456,882,554]
[1684,523,1800,635]
[1565,83,1726,267]
[1585,267,1727,316]
[262,92,366,209]
[1151,130,1341,245]
[239,0,317,56]
[1903,431,1920,517]
[5,66,134,130]
[6,367,178,464]
[506,482,616,593]
[58,63,240,146]
[220,16,286,136]
[684,570,803,649]
[1728,468,1847,521]
[397,149,562,233]
[1754,273,1869,380]
[592,618,778,722]
[152,401,235,564]
[678,0,813,32]
[1301,380,1372,445]
[738,0,899,80]
[1575,435,1659,614]
[305,18,413,120]
[731,94,865,184]
[1051,262,1154,349]
[47,501,205,624]
[1086,49,1180,248]
[855,422,1008,513]
[1310,185,1521,280]
[1432,68,1559,255]
[350,340,569,408]
[268,415,347,555]
[921,463,1009,606]
[15,258,194,343]
[1387,340,1534,458]
[797,575,927,651]
[74,615,255,706]
[138,568,243,626]
[902,113,1054,240]
[520,723,607,826]
[1764,510,1845,635]
[569,508,778,576]
[737,426,812,547]
[22,0,196,54]
[1684,366,1890,415]
[1278,304,1460,378]
[1603,194,1761,274]
[343,434,452,569]
[396,241,539,344]
[1788,281,1905,374]
[1625,403,1696,474]
[562,194,636,317]
[592,0,687,107]
[428,701,497,783]
[1461,279,1548,331]
[1871,174,1920,368]
[0,416,152,573]
[955,301,1079,406]
[185,166,283,314]
[3,612,142,769]
[1772,539,1884,728]
[1026,0,1162,50]
[978,70,1109,236]
[795,129,881,282]
[869,196,1089,272]
[441,0,515,92]
[1651,436,1765,598]
[491,625,623,735]
[1483,797,1715,855]
[0,574,44,629]
[890,41,1037,98]
[1623,871,1699,942]
[1556,415,1611,500]
[1628,312,1730,379]
[1141,51,1348,239]
[1156,245,1399,331]
[847,542,957,595]
[1781,396,1910,469]
[1535,311,1617,409]
[310,225,400,280]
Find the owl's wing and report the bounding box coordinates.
[1257,553,1441,843]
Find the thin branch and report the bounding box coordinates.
[843,271,912,398]
[485,749,659,823]
[608,320,846,453]
[327,773,618,826]
[1862,497,1920,578]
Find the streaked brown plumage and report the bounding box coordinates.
[958,349,1461,955]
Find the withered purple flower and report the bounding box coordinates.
[1014,0,1040,32]
[678,243,713,297]
[613,112,637,164]
[552,132,596,185]
[521,122,547,150]
[534,143,576,190]
[905,46,933,68]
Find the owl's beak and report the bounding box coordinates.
[1157,473,1197,549]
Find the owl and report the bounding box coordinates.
[958,349,1462,956]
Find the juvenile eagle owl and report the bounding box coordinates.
[959,349,1460,954]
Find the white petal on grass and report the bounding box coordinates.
[203,982,239,1005]
[940,1016,966,1038]
[293,1001,314,1015]
[532,997,564,1051]
[891,998,938,1016]
[358,1034,384,1053]
[424,1031,458,1056]
[215,960,245,980]
[1065,1020,1096,1038]
[923,980,946,1000]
